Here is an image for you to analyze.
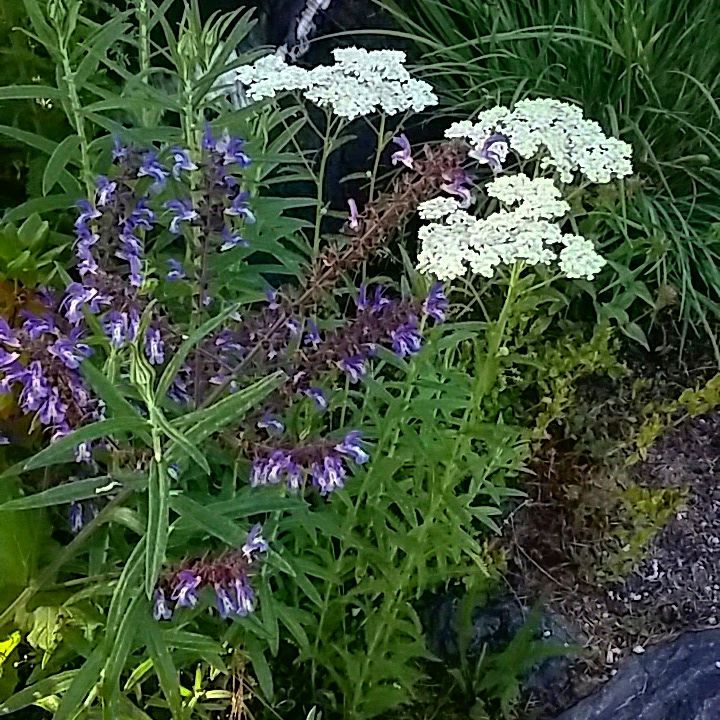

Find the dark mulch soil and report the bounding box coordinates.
[505,408,720,718]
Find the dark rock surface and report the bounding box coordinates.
[555,630,720,720]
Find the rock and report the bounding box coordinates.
[555,630,720,720]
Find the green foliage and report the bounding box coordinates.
[600,485,686,581]
[385,0,720,344]
[275,334,526,718]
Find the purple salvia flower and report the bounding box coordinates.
[170,147,198,178]
[138,152,169,190]
[469,132,510,172]
[128,199,155,231]
[103,311,130,349]
[441,168,474,208]
[215,130,251,167]
[224,192,255,222]
[75,200,101,227]
[304,387,328,411]
[48,330,92,370]
[63,283,109,324]
[171,570,202,608]
[391,320,423,358]
[242,524,269,562]
[112,136,128,162]
[347,198,360,230]
[303,319,321,346]
[95,175,117,207]
[358,285,391,313]
[21,311,55,339]
[164,199,198,234]
[75,441,92,464]
[390,133,413,169]
[214,584,237,618]
[257,414,284,435]
[339,354,366,383]
[312,455,347,495]
[219,225,247,251]
[335,430,369,464]
[0,317,18,347]
[38,390,67,426]
[153,588,173,621]
[233,577,255,616]
[202,124,216,150]
[166,258,186,281]
[69,502,84,534]
[423,283,449,323]
[145,327,165,365]
[19,361,49,412]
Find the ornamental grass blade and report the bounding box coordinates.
[0,670,77,715]
[53,646,106,720]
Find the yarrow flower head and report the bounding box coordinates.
[236,48,438,120]
[416,174,606,281]
[446,99,633,184]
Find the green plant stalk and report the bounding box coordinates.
[58,37,93,198]
[478,261,523,395]
[135,0,152,127]
[312,114,342,256]
[368,113,387,203]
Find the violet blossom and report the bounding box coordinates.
[390,133,414,169]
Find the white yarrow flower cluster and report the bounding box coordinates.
[446,99,633,183]
[416,175,606,281]
[235,48,438,120]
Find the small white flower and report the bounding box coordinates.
[418,197,462,220]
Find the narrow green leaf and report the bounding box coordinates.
[145,461,169,598]
[103,595,143,717]
[80,362,151,443]
[21,0,56,50]
[170,372,284,453]
[169,494,246,546]
[107,537,146,635]
[0,476,115,511]
[75,19,131,85]
[144,620,184,720]
[42,134,81,195]
[244,635,274,700]
[0,417,151,478]
[154,304,240,404]
[3,194,77,223]
[53,646,106,720]
[152,408,210,475]
[0,670,77,715]
[0,85,61,101]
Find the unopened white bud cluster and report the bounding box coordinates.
[236,48,438,120]
[445,99,633,184]
[416,175,606,281]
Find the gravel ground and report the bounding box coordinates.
[505,411,720,718]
